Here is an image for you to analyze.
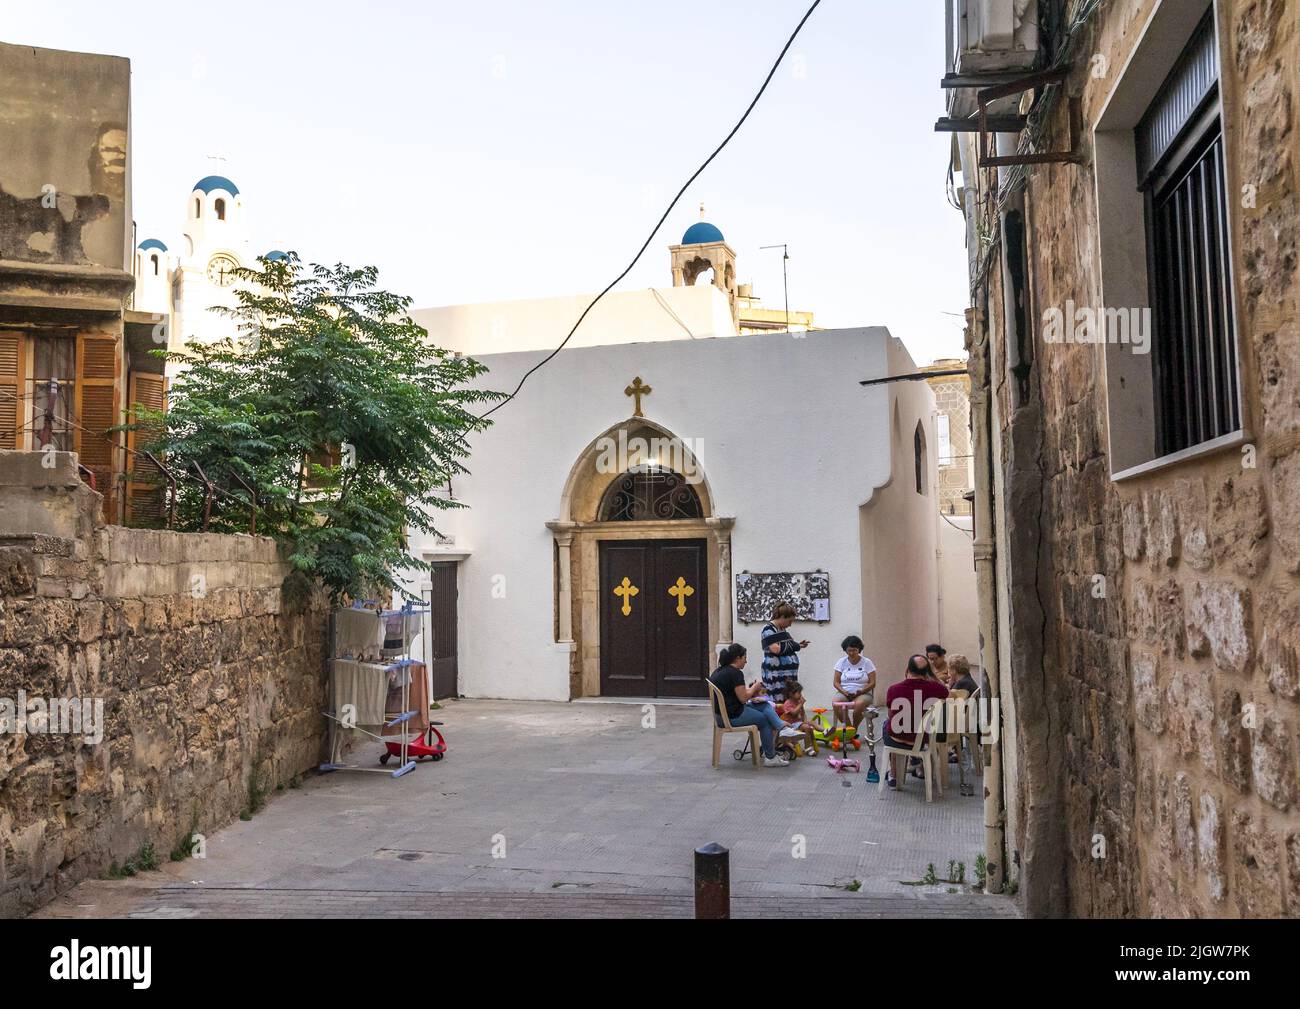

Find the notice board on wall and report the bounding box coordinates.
[735,571,830,624]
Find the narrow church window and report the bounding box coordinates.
[195,197,201,217]
[151,254,159,276]
[215,198,226,221]
[599,466,703,521]
[914,421,926,494]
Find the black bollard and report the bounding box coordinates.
[694,842,730,919]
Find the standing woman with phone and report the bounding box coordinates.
[761,601,810,705]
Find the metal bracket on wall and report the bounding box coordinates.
[976,66,1081,168]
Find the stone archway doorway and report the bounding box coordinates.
[547,418,734,699]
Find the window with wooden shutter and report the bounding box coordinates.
[75,334,121,523]
[0,332,25,450]
[126,372,168,526]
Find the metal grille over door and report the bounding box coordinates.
[598,466,703,521]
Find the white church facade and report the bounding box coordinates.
[404,219,978,707]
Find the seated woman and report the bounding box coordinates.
[832,635,877,734]
[709,643,801,767]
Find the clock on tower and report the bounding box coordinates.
[206,254,239,287]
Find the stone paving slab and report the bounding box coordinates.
[32,699,1013,919]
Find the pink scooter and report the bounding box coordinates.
[825,701,861,773]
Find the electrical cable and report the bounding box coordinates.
[475,0,823,421]
[649,287,697,339]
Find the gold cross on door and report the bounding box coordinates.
[668,576,694,616]
[613,576,639,616]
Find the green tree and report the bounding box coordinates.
[132,253,499,600]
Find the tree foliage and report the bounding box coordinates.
[131,254,499,600]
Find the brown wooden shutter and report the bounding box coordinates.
[126,372,168,525]
[74,334,121,523]
[0,331,25,450]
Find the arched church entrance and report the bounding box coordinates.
[548,417,734,699]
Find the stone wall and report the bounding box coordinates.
[969,0,1298,917]
[0,451,329,917]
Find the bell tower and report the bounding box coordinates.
[668,204,737,327]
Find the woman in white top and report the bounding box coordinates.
[832,634,877,731]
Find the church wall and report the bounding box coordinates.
[858,354,942,698]
[411,284,737,358]
[407,327,942,710]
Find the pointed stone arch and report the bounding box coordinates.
[557,416,717,524]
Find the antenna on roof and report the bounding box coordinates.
[760,244,790,332]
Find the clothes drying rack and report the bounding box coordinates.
[321,601,429,779]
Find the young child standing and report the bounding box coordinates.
[761,601,809,704]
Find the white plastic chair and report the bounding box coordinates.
[879,702,943,802]
[704,678,761,768]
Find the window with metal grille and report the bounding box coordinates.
[1137,10,1240,457]
[598,466,703,521]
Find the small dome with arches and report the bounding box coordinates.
[192,175,240,196]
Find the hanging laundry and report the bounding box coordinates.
[331,659,389,727]
[383,661,430,736]
[335,608,385,660]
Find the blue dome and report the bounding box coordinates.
[264,250,287,261]
[193,175,239,196]
[138,238,168,252]
[681,221,724,245]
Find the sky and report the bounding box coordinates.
[5,0,971,365]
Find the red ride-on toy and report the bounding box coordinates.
[380,722,447,765]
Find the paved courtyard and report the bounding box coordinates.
[35,698,1016,918]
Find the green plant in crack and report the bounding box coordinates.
[104,841,160,879]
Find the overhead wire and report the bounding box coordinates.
[474,0,824,422]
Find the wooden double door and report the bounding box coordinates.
[599,539,709,698]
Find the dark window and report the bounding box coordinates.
[31,336,76,452]
[195,197,201,217]
[1138,10,1239,456]
[914,421,926,494]
[151,254,159,276]
[599,466,703,521]
[215,198,226,221]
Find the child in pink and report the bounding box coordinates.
[778,681,819,754]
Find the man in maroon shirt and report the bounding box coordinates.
[883,653,949,788]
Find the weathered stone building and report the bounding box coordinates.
[0,42,168,524]
[943,0,1298,916]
